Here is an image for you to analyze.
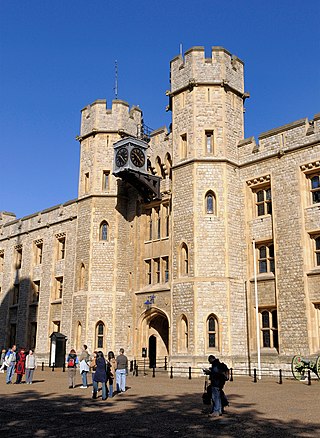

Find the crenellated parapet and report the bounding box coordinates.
[170,46,245,98]
[79,99,142,139]
[238,114,320,165]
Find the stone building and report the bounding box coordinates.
[0,46,319,371]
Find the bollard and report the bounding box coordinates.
[52,362,55,372]
[279,369,282,384]
[253,368,257,383]
[130,360,133,372]
[62,362,65,373]
[307,369,311,386]
[230,368,233,382]
[188,366,192,380]
[135,365,139,377]
[170,366,173,379]
[152,367,155,378]
[41,362,44,371]
[164,356,167,371]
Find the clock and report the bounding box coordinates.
[115,147,128,167]
[130,147,145,168]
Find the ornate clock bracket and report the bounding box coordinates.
[114,168,161,202]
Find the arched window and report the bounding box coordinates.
[96,321,105,349]
[205,191,216,215]
[179,315,189,352]
[207,314,218,349]
[76,322,82,351]
[100,221,108,241]
[80,263,85,290]
[180,243,189,276]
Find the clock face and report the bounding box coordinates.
[115,147,128,167]
[130,147,145,168]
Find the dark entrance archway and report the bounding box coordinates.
[149,335,157,368]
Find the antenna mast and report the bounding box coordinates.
[114,60,118,99]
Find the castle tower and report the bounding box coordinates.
[169,47,248,364]
[74,100,142,353]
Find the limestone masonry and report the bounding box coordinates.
[0,46,319,372]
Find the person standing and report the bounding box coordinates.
[107,351,116,397]
[116,348,128,393]
[0,348,6,372]
[92,351,109,400]
[79,344,90,388]
[5,345,17,384]
[66,349,78,389]
[25,349,37,384]
[15,347,27,384]
[205,355,227,417]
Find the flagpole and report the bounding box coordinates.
[252,238,261,379]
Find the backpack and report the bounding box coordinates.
[68,357,75,367]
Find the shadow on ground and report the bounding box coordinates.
[0,388,319,437]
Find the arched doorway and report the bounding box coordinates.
[140,309,169,368]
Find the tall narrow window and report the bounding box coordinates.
[55,277,63,300]
[0,252,4,272]
[29,322,37,349]
[13,283,20,305]
[100,221,108,241]
[163,256,169,282]
[181,243,189,276]
[147,210,152,240]
[34,241,43,265]
[311,175,320,204]
[179,315,189,351]
[165,205,170,237]
[156,208,161,239]
[76,322,82,351]
[145,260,152,285]
[96,322,105,349]
[57,236,66,260]
[314,236,320,266]
[180,134,187,159]
[15,247,22,269]
[102,170,110,191]
[258,243,275,274]
[205,191,216,215]
[256,188,272,216]
[260,309,278,349]
[207,315,218,349]
[84,172,90,193]
[205,130,214,154]
[9,324,16,346]
[80,263,85,289]
[155,258,161,283]
[32,280,40,303]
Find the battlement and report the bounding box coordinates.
[80,99,142,139]
[170,46,244,95]
[237,114,320,164]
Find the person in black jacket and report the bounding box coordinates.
[92,351,109,400]
[204,355,227,417]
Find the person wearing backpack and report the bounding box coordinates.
[66,349,78,388]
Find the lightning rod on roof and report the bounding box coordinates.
[114,60,118,99]
[180,43,183,56]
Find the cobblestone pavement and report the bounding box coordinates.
[0,369,319,437]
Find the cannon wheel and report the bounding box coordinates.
[291,355,305,380]
[316,356,320,379]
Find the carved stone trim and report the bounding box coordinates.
[14,244,23,250]
[34,239,43,245]
[55,232,66,239]
[300,161,320,173]
[246,174,271,187]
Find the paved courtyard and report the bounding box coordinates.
[0,369,319,437]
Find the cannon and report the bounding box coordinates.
[291,355,320,380]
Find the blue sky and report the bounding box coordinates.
[0,0,319,219]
